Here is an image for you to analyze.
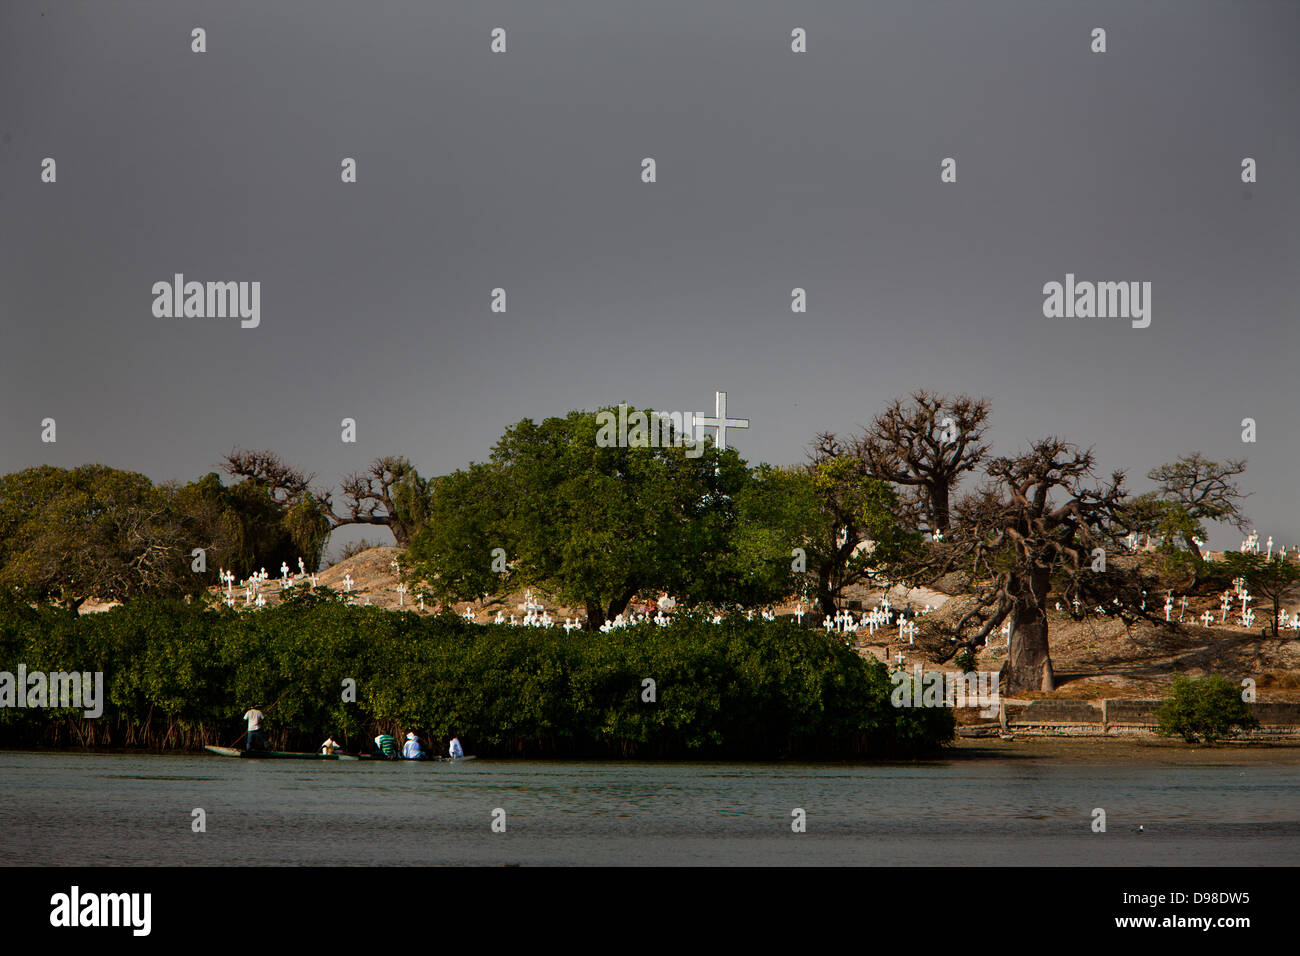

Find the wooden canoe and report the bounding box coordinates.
[204,745,358,760]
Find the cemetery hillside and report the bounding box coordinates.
[3,393,1298,755]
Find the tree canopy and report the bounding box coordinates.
[406,407,800,627]
[0,465,186,610]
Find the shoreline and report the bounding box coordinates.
[4,736,1298,766]
[941,735,1300,765]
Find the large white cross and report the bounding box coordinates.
[692,391,748,451]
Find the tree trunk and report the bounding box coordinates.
[1003,570,1055,694]
[1181,532,1202,561]
[606,589,636,623]
[583,600,604,632]
[929,481,951,533]
[815,563,836,616]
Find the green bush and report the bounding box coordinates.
[1155,675,1258,744]
[953,649,977,673]
[0,600,954,758]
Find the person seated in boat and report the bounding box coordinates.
[373,733,397,759]
[448,735,464,759]
[402,732,424,759]
[243,706,267,751]
[320,735,341,755]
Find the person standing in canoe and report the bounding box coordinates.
[402,732,424,759]
[373,733,397,758]
[320,735,341,755]
[243,706,267,752]
[448,735,464,759]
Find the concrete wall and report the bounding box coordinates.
[996,698,1300,736]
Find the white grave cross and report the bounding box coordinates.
[900,619,917,645]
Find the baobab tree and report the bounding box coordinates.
[222,449,433,548]
[334,457,433,547]
[933,439,1147,693]
[853,391,991,533]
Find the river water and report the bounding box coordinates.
[2,748,1297,865]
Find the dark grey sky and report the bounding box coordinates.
[2,0,1297,555]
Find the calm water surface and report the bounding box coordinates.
[1,751,1296,865]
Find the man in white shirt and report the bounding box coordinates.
[402,732,423,759]
[320,735,341,755]
[448,736,464,759]
[243,707,267,752]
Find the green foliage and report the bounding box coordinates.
[1119,494,1207,584]
[283,492,331,569]
[169,470,307,580]
[406,463,506,602]
[802,456,920,608]
[1155,675,1258,744]
[1218,553,1300,635]
[388,465,433,543]
[0,465,348,610]
[0,600,954,757]
[953,649,977,673]
[0,465,189,607]
[407,407,804,625]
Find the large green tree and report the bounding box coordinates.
[802,436,922,614]
[168,471,321,579]
[406,407,797,628]
[0,465,190,610]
